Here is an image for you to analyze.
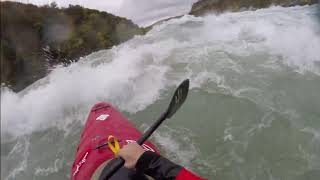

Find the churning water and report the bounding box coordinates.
[1,4,320,180]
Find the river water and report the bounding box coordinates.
[1,5,320,180]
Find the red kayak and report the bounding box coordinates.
[71,102,159,180]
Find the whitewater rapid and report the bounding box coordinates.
[1,4,320,180]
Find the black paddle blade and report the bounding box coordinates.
[166,79,189,118]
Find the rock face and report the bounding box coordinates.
[190,0,319,16]
[1,2,145,92]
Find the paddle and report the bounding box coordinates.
[99,79,190,180]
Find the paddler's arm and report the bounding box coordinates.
[118,143,206,180]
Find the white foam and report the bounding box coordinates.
[153,126,200,169]
[0,43,171,137]
[34,158,63,177]
[202,5,320,75]
[1,5,319,139]
[4,137,30,180]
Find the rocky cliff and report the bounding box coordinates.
[1,1,145,91]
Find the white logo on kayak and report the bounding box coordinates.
[73,152,89,176]
[96,114,109,121]
[126,140,155,152]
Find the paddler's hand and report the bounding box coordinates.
[118,142,145,169]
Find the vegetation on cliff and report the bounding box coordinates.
[190,0,319,16]
[1,1,145,91]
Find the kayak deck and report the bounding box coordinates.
[71,102,159,180]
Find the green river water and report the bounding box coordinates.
[1,4,320,180]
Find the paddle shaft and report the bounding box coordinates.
[137,111,167,145]
[99,111,168,180]
[99,79,189,180]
